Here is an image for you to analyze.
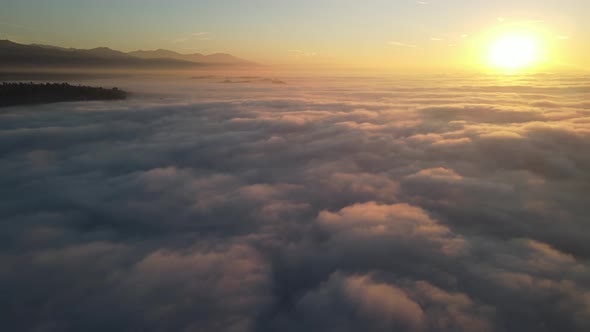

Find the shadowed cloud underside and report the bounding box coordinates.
[1,74,590,331]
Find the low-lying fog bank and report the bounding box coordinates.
[2,74,590,332]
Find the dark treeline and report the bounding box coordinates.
[0,82,127,107]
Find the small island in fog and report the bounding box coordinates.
[0,82,127,107]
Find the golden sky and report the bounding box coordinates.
[2,0,589,72]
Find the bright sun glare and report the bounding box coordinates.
[488,34,542,71]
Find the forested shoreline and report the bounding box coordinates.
[0,82,127,107]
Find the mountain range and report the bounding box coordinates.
[0,40,257,69]
[128,49,255,66]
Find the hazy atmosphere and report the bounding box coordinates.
[1,1,590,332]
[3,0,590,70]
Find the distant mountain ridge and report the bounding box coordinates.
[128,49,256,66]
[0,40,257,69]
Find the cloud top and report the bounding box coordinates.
[1,74,590,331]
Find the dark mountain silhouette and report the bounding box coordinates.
[0,40,256,69]
[0,40,195,69]
[30,43,74,51]
[85,47,136,59]
[128,49,257,66]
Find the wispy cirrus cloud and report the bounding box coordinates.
[388,41,418,48]
[0,21,34,31]
[289,49,318,57]
[166,31,212,44]
[191,31,212,40]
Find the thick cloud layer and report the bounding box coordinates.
[1,74,590,331]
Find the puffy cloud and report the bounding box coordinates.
[317,202,466,256]
[293,273,426,332]
[1,74,590,331]
[288,273,494,332]
[118,244,271,332]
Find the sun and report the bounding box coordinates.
[488,34,542,71]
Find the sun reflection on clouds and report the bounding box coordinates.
[2,73,590,331]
